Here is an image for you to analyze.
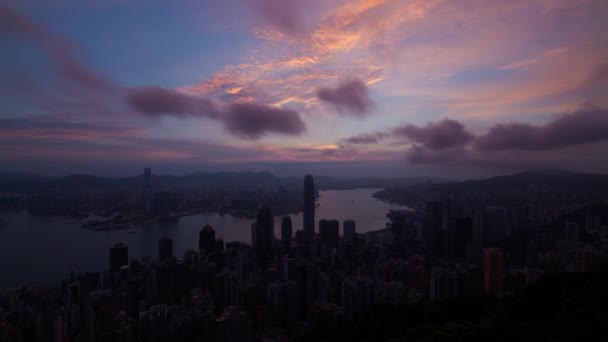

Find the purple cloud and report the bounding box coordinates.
[126,87,218,117]
[245,0,306,35]
[317,79,374,117]
[0,2,109,90]
[224,103,306,139]
[476,107,608,151]
[394,119,474,149]
[342,132,388,144]
[126,87,306,139]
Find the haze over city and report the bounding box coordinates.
[2,0,607,178]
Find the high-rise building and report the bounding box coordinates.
[281,216,293,254]
[483,248,504,295]
[343,219,356,243]
[453,217,473,259]
[158,237,173,262]
[319,219,340,248]
[319,219,339,263]
[256,205,274,268]
[483,206,508,243]
[142,168,152,212]
[110,243,128,272]
[199,225,216,255]
[251,223,257,248]
[303,175,315,257]
[426,201,444,257]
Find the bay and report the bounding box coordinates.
[0,189,408,289]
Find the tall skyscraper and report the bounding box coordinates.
[483,248,504,295]
[158,237,173,262]
[110,243,128,272]
[142,167,152,212]
[483,206,508,243]
[281,216,293,254]
[319,219,340,248]
[251,223,257,248]
[303,175,315,256]
[343,219,356,243]
[256,205,274,268]
[199,225,216,255]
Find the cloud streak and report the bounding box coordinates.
[0,1,109,90]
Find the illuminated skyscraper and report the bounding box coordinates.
[483,248,504,295]
[303,175,315,257]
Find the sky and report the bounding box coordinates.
[1,0,607,178]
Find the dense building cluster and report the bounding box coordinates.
[2,174,608,342]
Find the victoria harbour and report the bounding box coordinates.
[0,189,407,289]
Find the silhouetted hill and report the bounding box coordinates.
[440,169,608,193]
[0,170,437,194]
[0,171,282,194]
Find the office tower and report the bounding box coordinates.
[453,217,473,259]
[142,167,152,212]
[109,243,128,272]
[483,248,504,295]
[281,216,293,254]
[199,225,216,255]
[303,175,315,256]
[158,237,173,262]
[256,205,274,268]
[126,280,140,319]
[251,223,257,248]
[343,219,356,243]
[319,219,340,248]
[319,219,339,264]
[425,201,444,257]
[483,206,508,243]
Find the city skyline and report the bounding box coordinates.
[2,0,608,178]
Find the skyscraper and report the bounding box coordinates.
[199,225,216,255]
[281,216,293,254]
[319,219,340,249]
[256,205,274,268]
[483,206,508,243]
[110,243,128,272]
[483,248,504,295]
[158,237,173,262]
[343,219,356,243]
[303,175,315,257]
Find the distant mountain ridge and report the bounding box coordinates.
[0,170,438,194]
[438,169,608,193]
